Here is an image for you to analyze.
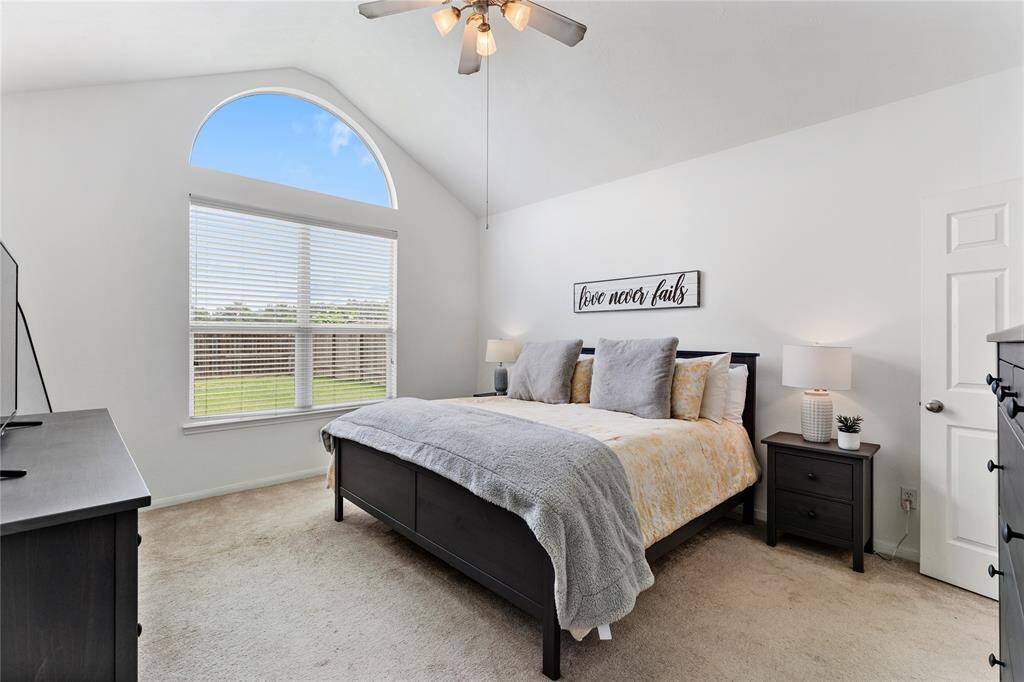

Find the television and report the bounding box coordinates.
[1,242,16,421]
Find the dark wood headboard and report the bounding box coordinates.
[580,347,759,445]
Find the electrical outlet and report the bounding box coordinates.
[900,486,918,510]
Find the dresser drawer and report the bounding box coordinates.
[999,415,1024,529]
[1011,365,1024,434]
[775,450,853,501]
[776,490,853,541]
[998,541,1024,680]
[999,341,1024,369]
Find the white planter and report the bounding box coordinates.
[837,431,861,451]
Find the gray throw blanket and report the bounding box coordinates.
[321,397,654,633]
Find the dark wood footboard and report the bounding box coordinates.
[333,438,561,676]
[333,438,755,679]
[331,348,759,679]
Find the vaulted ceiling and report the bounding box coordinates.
[3,1,1021,214]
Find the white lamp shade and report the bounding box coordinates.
[485,339,519,363]
[782,345,852,390]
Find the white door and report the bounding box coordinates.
[921,179,1023,598]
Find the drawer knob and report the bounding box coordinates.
[1005,398,1021,418]
[137,623,142,637]
[806,510,817,519]
[988,564,1004,578]
[1002,522,1024,544]
[987,460,1004,472]
[991,378,1003,393]
[137,533,142,546]
[987,373,998,386]
[806,472,816,480]
[989,653,1005,668]
[997,385,1018,402]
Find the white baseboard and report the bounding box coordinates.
[147,479,920,561]
[740,507,920,563]
[146,465,327,510]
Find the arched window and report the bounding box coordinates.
[186,92,397,425]
[191,93,393,208]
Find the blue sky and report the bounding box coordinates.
[191,94,391,207]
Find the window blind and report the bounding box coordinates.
[189,202,396,419]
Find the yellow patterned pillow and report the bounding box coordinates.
[670,358,712,420]
[570,357,594,403]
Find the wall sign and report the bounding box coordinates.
[573,270,701,313]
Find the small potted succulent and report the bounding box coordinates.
[836,414,864,451]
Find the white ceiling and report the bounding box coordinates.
[3,1,1022,214]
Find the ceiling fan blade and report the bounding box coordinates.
[521,0,586,47]
[358,0,444,19]
[458,20,482,75]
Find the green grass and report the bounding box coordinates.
[193,374,386,417]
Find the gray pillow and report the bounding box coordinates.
[590,337,680,419]
[507,339,584,404]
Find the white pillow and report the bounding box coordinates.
[724,364,748,424]
[698,353,732,423]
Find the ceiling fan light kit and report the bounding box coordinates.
[501,1,530,31]
[432,5,461,35]
[476,22,497,56]
[358,0,586,74]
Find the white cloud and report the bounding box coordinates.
[311,111,353,156]
[329,121,352,155]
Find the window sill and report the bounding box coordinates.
[181,400,384,435]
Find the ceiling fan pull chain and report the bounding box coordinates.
[485,53,490,230]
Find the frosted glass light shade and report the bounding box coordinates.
[432,6,460,35]
[503,1,531,30]
[782,345,852,390]
[476,25,497,56]
[485,339,518,363]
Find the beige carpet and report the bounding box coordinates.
[139,476,997,680]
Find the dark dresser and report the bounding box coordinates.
[987,326,1024,678]
[1,409,151,681]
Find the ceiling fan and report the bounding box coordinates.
[357,0,587,74]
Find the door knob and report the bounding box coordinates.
[996,385,1017,402]
[1002,522,1024,544]
[988,564,1004,578]
[987,460,1004,472]
[1005,398,1021,418]
[924,400,944,413]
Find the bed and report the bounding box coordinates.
[325,348,759,679]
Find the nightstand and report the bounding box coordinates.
[473,392,500,397]
[762,431,879,572]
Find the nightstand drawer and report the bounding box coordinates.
[775,490,853,541]
[775,450,853,501]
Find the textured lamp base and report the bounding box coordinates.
[494,365,508,395]
[801,390,833,443]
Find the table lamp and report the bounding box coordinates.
[782,344,852,443]
[485,339,519,395]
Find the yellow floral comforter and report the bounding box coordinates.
[445,397,760,548]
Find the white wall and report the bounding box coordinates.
[476,68,1024,558]
[1,68,479,505]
